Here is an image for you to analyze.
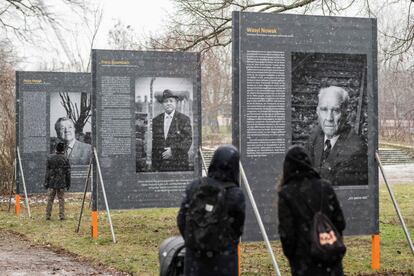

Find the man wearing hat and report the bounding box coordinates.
[152,89,192,171]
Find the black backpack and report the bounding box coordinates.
[159,236,185,276]
[185,177,236,255]
[299,182,346,264]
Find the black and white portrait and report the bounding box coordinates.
[135,77,194,172]
[291,52,368,186]
[50,92,92,166]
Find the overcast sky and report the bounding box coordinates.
[13,0,410,71]
[94,0,173,47]
[16,0,173,71]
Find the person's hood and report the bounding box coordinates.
[208,144,240,185]
[282,145,320,184]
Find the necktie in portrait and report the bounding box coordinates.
[322,139,332,163]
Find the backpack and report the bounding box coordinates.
[299,181,346,264]
[159,236,185,276]
[185,177,237,255]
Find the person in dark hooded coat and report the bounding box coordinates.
[177,145,246,276]
[278,145,346,276]
[44,142,71,220]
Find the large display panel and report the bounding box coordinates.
[16,72,92,193]
[233,12,378,241]
[92,50,201,209]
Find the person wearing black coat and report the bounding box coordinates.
[177,145,246,276]
[44,142,71,220]
[278,145,346,276]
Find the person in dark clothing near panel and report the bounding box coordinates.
[278,145,346,276]
[44,142,71,220]
[177,145,246,276]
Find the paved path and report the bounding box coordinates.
[379,163,414,184]
[0,230,125,276]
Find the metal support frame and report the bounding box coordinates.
[239,163,282,276]
[198,147,208,175]
[93,148,116,243]
[199,147,282,275]
[76,159,92,233]
[376,151,414,255]
[89,165,93,210]
[16,147,31,218]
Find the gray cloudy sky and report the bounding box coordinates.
[12,0,411,70]
[16,0,173,70]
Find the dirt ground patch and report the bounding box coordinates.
[0,230,127,275]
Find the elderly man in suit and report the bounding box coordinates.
[306,86,368,186]
[55,117,92,165]
[152,89,192,171]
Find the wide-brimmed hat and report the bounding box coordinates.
[156,89,180,103]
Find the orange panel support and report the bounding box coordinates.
[91,211,98,239]
[372,234,380,270]
[15,194,20,216]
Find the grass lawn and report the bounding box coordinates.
[0,184,413,275]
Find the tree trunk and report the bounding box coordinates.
[207,109,219,133]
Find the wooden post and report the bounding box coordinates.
[372,234,380,270]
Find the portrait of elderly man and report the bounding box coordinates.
[152,89,192,172]
[54,117,92,165]
[305,86,368,186]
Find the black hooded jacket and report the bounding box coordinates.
[45,152,71,190]
[278,145,346,276]
[177,145,246,276]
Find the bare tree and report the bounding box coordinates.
[58,92,91,137]
[0,1,99,193]
[67,3,103,72]
[0,43,16,194]
[374,1,414,144]
[147,0,414,59]
[0,0,102,72]
[379,66,414,143]
[144,1,349,136]
[378,1,414,60]
[202,47,232,133]
[0,0,86,42]
[148,0,370,53]
[145,1,328,136]
[111,0,414,141]
[37,1,103,72]
[107,20,141,50]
